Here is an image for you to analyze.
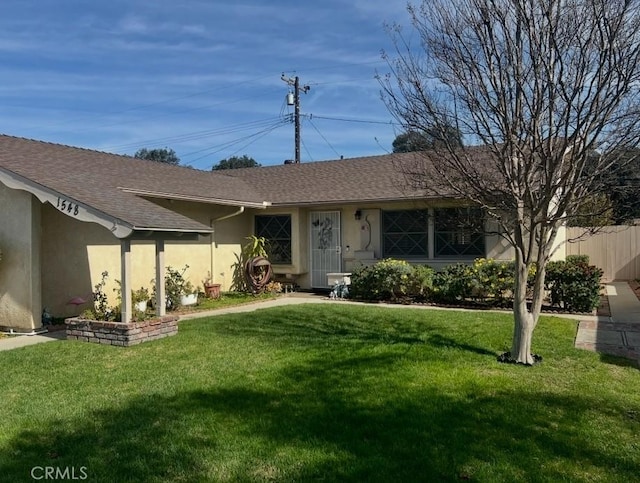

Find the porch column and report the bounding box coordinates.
[120,239,132,323]
[428,208,435,259]
[155,239,166,316]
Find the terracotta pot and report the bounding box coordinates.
[204,283,221,299]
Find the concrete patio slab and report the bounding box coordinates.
[575,282,640,365]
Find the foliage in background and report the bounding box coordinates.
[212,155,260,170]
[392,127,463,153]
[133,147,180,165]
[567,193,615,227]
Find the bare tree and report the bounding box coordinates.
[379,0,640,364]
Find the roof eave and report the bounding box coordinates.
[0,167,135,238]
[118,187,269,209]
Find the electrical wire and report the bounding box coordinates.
[307,118,341,158]
[183,119,289,164]
[105,117,287,152]
[311,114,398,125]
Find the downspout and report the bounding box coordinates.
[210,206,245,285]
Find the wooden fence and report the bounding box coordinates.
[566,226,640,281]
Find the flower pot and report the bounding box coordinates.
[180,293,198,306]
[204,283,221,299]
[135,301,148,312]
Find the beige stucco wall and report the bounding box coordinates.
[0,185,41,331]
[1,187,571,326]
[253,201,566,287]
[41,201,249,318]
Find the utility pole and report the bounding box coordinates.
[281,74,310,163]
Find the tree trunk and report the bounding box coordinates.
[510,250,539,365]
[511,309,536,365]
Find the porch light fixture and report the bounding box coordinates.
[354,209,362,220]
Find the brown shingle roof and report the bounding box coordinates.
[220,152,434,205]
[0,135,263,233]
[0,135,483,234]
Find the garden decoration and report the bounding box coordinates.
[244,256,272,294]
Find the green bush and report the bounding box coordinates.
[545,259,603,312]
[350,256,602,313]
[566,254,590,265]
[406,265,436,299]
[349,259,413,301]
[349,259,434,302]
[471,258,515,303]
[431,263,475,304]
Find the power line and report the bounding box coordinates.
[307,118,341,159]
[310,114,398,126]
[182,119,289,164]
[105,117,286,152]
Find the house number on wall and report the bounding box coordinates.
[56,197,80,216]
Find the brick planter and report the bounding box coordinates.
[65,315,179,346]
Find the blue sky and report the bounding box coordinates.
[0,1,411,169]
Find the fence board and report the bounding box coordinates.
[566,226,640,281]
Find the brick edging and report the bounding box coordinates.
[65,315,179,346]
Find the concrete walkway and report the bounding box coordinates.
[0,329,66,351]
[575,282,640,363]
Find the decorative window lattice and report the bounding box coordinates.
[255,215,292,264]
[382,210,429,258]
[434,207,485,257]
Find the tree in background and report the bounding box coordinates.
[392,126,463,153]
[380,0,640,364]
[133,148,180,166]
[212,155,261,170]
[607,148,640,223]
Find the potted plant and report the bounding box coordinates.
[179,280,199,306]
[202,271,221,299]
[132,287,150,312]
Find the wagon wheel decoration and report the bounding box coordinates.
[244,256,273,294]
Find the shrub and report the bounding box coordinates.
[471,258,515,303]
[566,254,590,265]
[431,263,475,304]
[349,259,414,301]
[406,265,435,299]
[545,259,603,312]
[151,265,193,310]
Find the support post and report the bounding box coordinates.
[155,239,166,316]
[120,239,132,323]
[294,76,301,164]
[281,74,309,163]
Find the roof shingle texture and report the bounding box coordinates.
[220,152,430,205]
[0,135,262,232]
[0,135,454,231]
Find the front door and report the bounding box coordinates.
[310,211,342,288]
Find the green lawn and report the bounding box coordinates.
[1,304,639,482]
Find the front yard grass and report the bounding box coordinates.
[1,304,638,482]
